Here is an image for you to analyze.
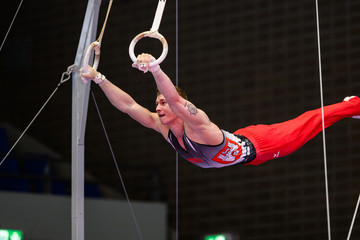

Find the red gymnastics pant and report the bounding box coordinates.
[234,96,360,165]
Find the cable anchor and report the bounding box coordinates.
[59,64,78,86]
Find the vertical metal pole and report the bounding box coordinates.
[71,0,101,240]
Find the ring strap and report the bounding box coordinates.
[151,0,167,32]
[81,0,113,79]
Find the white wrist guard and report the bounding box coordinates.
[94,72,106,84]
[149,64,160,73]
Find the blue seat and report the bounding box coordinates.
[85,183,101,198]
[0,157,20,173]
[23,157,49,175]
[0,178,30,192]
[51,180,67,195]
[22,155,50,193]
[0,155,29,192]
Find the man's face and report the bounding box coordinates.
[155,94,177,125]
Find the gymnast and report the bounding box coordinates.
[81,53,360,168]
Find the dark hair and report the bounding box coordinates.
[156,86,188,100]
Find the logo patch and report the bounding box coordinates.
[187,157,204,164]
[212,138,242,164]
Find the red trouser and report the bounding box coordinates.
[234,96,360,165]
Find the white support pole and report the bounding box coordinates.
[71,0,102,240]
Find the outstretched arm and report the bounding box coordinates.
[134,54,222,144]
[81,66,163,134]
[151,68,211,128]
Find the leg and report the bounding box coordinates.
[234,96,360,165]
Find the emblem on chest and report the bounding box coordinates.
[212,138,242,164]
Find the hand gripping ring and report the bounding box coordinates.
[129,31,168,67]
[82,41,101,76]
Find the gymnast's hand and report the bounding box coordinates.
[132,53,160,73]
[80,65,106,85]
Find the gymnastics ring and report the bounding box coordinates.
[82,41,101,82]
[129,30,168,67]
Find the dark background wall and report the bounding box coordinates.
[1,0,360,239]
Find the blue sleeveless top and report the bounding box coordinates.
[167,129,256,168]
